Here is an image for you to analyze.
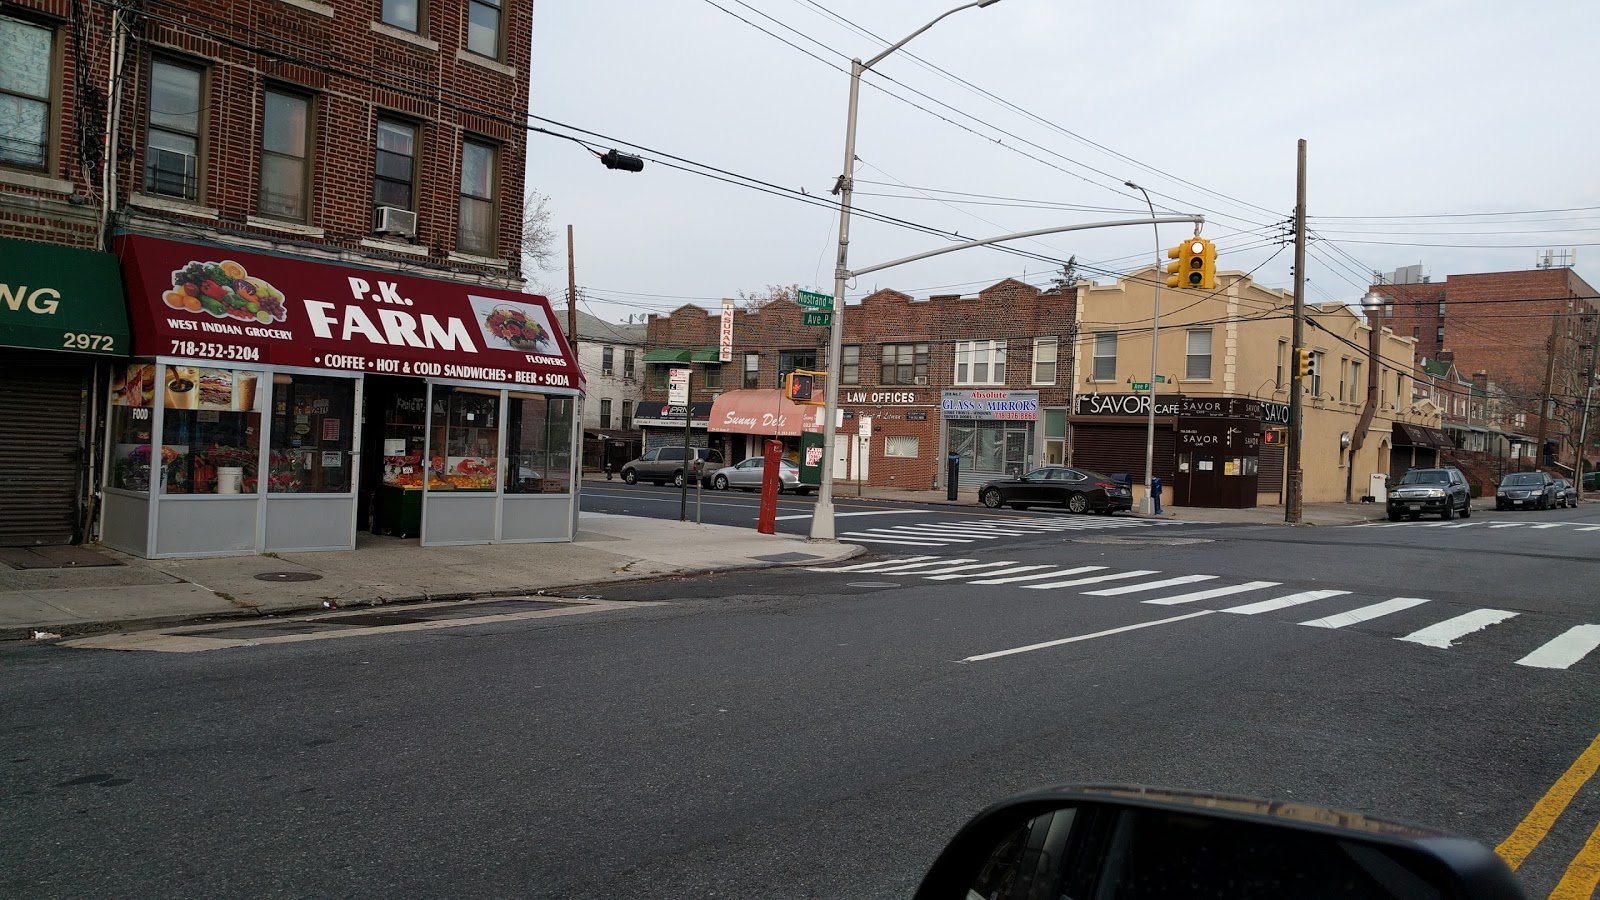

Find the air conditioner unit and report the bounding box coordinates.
[914,376,928,385]
[602,368,614,377]
[146,147,197,199]
[374,205,418,238]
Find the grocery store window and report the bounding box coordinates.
[381,0,423,33]
[466,0,501,58]
[1,14,56,170]
[144,57,206,201]
[428,386,498,491]
[599,398,612,429]
[258,88,312,222]
[1033,338,1057,385]
[458,138,497,256]
[507,393,573,494]
[268,373,355,493]
[373,117,418,213]
[137,365,263,495]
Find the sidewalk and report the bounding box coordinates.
[0,513,862,641]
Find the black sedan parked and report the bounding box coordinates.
[1496,471,1558,510]
[978,466,1134,514]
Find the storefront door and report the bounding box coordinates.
[359,375,426,537]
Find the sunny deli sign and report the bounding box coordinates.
[115,235,579,389]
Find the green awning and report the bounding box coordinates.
[690,348,724,363]
[0,236,129,357]
[642,348,691,363]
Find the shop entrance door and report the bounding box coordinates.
[358,375,427,538]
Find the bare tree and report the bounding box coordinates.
[1048,256,1078,292]
[737,284,800,310]
[522,189,557,292]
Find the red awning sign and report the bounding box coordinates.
[709,389,823,436]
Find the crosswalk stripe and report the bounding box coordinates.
[1398,609,1519,648]
[1299,597,1431,629]
[1579,526,1600,532]
[1528,524,1565,530]
[970,565,1107,585]
[859,530,975,543]
[907,561,1024,577]
[1223,589,1351,615]
[806,556,935,573]
[1141,581,1282,606]
[1082,574,1219,597]
[1490,523,1528,528]
[1516,625,1600,670]
[898,525,1034,536]
[1023,570,1160,590]
[857,558,979,573]
[926,564,1053,581]
[866,527,1002,539]
[838,535,959,546]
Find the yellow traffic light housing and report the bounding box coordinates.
[1164,243,1185,288]
[784,370,827,406]
[1294,348,1315,378]
[1165,238,1216,290]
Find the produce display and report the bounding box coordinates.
[165,259,288,324]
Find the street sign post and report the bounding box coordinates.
[802,311,832,327]
[797,289,832,310]
[1131,381,1151,391]
[668,367,690,406]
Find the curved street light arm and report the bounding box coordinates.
[847,216,1205,280]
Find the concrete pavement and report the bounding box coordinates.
[0,512,861,640]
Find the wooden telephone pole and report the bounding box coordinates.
[566,224,578,356]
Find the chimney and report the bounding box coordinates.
[1471,371,1488,392]
[1436,349,1454,364]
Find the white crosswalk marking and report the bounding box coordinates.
[859,530,975,543]
[858,558,979,574]
[1528,523,1564,529]
[836,535,958,546]
[1223,590,1351,615]
[905,561,1024,577]
[1516,625,1600,670]
[1142,581,1282,606]
[1398,609,1518,648]
[970,565,1107,585]
[805,556,935,573]
[1023,570,1160,590]
[925,564,1053,581]
[1081,574,1219,597]
[1489,523,1528,528]
[1299,597,1431,629]
[1579,526,1600,532]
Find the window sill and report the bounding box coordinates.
[246,215,324,237]
[456,48,515,77]
[447,250,508,269]
[953,384,1008,388]
[130,193,219,219]
[0,168,74,194]
[370,21,439,51]
[1178,379,1213,384]
[360,237,429,257]
[278,0,333,17]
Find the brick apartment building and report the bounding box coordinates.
[4,1,586,556]
[642,279,1075,490]
[1371,267,1600,466]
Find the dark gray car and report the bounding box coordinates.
[620,447,723,487]
[1495,471,1557,510]
[1386,466,1471,521]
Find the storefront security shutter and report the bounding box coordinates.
[1070,423,1175,484]
[0,356,88,545]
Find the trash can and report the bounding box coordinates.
[1150,476,1163,514]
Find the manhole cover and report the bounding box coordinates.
[1073,537,1214,546]
[253,571,324,582]
[753,552,822,563]
[846,581,902,588]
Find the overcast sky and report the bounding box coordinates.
[525,1,1600,322]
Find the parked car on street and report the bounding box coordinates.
[620,447,724,488]
[1552,477,1578,508]
[708,457,812,494]
[1385,466,1472,520]
[978,466,1133,514]
[1495,471,1558,510]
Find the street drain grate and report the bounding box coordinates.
[254,571,323,582]
[1073,537,1214,546]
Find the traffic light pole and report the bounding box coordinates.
[1287,139,1308,525]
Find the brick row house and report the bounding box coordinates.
[1,1,586,556]
[642,279,1075,491]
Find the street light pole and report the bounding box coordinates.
[811,0,1004,541]
[1126,182,1164,516]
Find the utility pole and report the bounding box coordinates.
[1532,302,1565,469]
[566,224,578,357]
[1575,329,1599,500]
[1286,139,1308,525]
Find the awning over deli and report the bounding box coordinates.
[0,236,129,357]
[708,389,823,436]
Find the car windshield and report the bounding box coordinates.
[1398,471,1448,485]
[1502,473,1543,486]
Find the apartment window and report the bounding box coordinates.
[1338,359,1347,402]
[381,0,421,32]
[373,117,417,212]
[1348,360,1362,403]
[885,436,919,458]
[458,139,497,256]
[743,352,760,389]
[599,399,612,429]
[1397,374,1406,407]
[1436,325,1445,344]
[258,88,311,221]
[1092,332,1117,381]
[1185,329,1212,380]
[1413,326,1420,339]
[841,345,860,385]
[1276,340,1287,388]
[1310,352,1323,397]
[467,0,502,58]
[0,15,52,169]
[1385,303,1393,319]
[702,363,721,390]
[1438,301,1446,317]
[623,349,636,379]
[144,58,204,201]
[621,401,633,430]
[650,365,669,390]
[1033,338,1058,385]
[778,350,816,380]
[955,340,1006,385]
[881,343,929,385]
[601,346,615,376]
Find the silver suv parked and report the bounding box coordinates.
[620,447,724,488]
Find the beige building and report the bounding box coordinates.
[1070,268,1445,507]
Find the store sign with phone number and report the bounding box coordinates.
[116,235,581,389]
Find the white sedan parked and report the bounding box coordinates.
[707,457,813,494]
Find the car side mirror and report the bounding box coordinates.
[914,785,1524,900]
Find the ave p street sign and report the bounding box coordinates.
[803,311,832,327]
[1131,381,1151,391]
[797,290,832,310]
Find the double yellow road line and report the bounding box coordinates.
[1497,731,1600,897]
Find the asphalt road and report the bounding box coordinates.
[4,502,1599,898]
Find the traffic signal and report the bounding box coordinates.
[784,370,823,405]
[1294,348,1315,378]
[1262,427,1286,445]
[1166,238,1217,290]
